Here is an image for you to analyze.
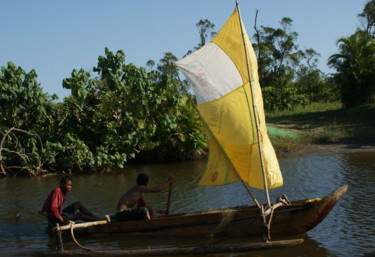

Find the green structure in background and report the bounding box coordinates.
[266,126,299,139]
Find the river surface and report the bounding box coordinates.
[0,148,374,257]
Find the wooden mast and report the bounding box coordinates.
[235,1,272,207]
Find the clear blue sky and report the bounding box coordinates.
[1,0,366,99]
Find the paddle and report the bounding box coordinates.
[165,182,173,215]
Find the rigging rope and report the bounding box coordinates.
[69,221,93,252]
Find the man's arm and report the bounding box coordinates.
[140,175,175,193]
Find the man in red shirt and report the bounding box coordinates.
[41,176,99,227]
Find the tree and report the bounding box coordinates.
[185,19,216,56]
[328,30,375,108]
[358,0,375,37]
[196,19,216,48]
[58,48,181,169]
[157,52,178,79]
[54,48,205,170]
[253,17,307,110]
[146,59,155,71]
[0,62,57,175]
[153,52,205,160]
[295,48,338,103]
[0,62,56,132]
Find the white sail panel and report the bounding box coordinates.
[176,42,243,104]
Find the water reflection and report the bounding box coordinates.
[0,151,374,257]
[332,152,375,256]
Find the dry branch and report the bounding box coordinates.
[0,127,43,176]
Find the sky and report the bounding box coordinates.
[1,0,366,99]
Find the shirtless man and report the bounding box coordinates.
[113,173,174,221]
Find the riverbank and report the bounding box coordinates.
[282,143,375,158]
[266,102,375,156]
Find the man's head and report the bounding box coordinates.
[60,176,73,193]
[136,173,149,186]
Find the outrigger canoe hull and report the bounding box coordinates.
[70,185,347,237]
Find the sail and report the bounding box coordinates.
[175,8,283,189]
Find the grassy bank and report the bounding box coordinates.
[266,102,375,154]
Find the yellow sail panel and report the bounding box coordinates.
[212,10,249,83]
[198,128,239,186]
[197,86,282,189]
[175,8,283,189]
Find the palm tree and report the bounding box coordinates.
[146,60,155,71]
[328,30,375,108]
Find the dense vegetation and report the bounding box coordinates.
[1,1,374,176]
[0,50,206,176]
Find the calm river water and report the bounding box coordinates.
[0,148,374,257]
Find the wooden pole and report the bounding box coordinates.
[55,223,64,251]
[166,182,173,215]
[53,216,111,232]
[241,180,260,208]
[235,1,272,207]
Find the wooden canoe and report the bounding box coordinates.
[53,184,347,237]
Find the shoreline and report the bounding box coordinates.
[282,143,375,158]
